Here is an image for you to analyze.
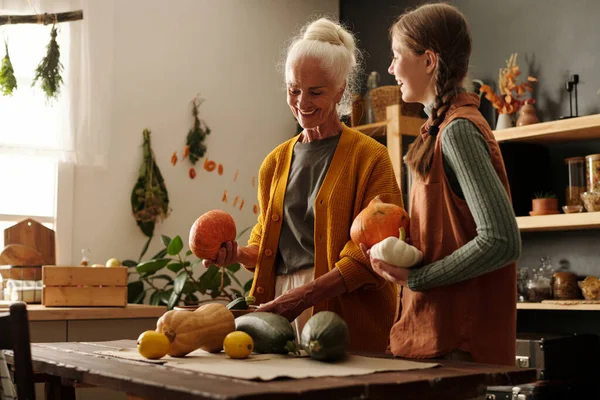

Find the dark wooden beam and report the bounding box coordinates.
[0,10,83,26]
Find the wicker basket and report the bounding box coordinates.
[370,85,424,122]
[350,94,364,127]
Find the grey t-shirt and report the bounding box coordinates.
[275,134,341,275]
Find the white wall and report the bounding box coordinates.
[66,0,339,286]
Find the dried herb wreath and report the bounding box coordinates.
[131,129,171,242]
[32,25,63,100]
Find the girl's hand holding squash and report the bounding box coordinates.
[359,239,419,286]
[369,255,410,286]
[370,236,423,268]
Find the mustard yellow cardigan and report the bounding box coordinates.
[248,125,403,352]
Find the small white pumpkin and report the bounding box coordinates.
[370,228,423,268]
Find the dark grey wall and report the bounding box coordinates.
[340,0,600,121]
[340,1,600,306]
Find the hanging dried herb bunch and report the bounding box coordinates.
[32,25,63,100]
[186,95,211,165]
[131,129,171,238]
[0,40,17,96]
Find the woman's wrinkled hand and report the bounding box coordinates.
[257,289,309,322]
[202,241,238,268]
[360,243,410,286]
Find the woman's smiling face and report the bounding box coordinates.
[286,57,343,130]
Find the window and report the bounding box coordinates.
[0,20,71,249]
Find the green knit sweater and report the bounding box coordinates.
[407,117,521,291]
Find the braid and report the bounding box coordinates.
[430,58,459,130]
[405,59,460,180]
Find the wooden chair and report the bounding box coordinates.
[0,302,35,400]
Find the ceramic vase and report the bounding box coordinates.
[496,113,513,130]
[517,103,540,126]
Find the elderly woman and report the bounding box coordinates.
[204,17,402,352]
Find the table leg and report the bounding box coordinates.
[44,375,76,400]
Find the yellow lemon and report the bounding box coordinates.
[105,258,122,267]
[223,331,254,359]
[137,330,170,359]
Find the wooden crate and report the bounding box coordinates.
[42,266,128,307]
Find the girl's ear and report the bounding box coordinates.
[424,50,437,75]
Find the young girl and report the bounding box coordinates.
[365,3,521,365]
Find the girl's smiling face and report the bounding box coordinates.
[388,35,436,105]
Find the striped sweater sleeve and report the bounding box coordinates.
[407,119,521,291]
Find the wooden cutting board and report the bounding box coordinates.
[0,244,45,266]
[4,219,55,265]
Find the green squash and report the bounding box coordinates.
[301,311,350,361]
[226,296,256,310]
[235,312,298,354]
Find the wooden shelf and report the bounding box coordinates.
[516,212,600,232]
[352,121,387,137]
[517,302,600,311]
[494,114,600,144]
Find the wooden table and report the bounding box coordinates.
[6,340,537,400]
[9,304,166,400]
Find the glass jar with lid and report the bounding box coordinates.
[565,157,586,206]
[585,154,600,193]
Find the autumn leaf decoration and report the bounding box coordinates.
[132,129,171,238]
[478,53,537,115]
[0,40,17,96]
[170,95,259,215]
[32,25,64,100]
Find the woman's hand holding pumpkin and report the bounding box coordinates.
[202,241,239,268]
[202,243,259,269]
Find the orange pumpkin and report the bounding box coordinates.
[350,196,410,249]
[189,210,236,260]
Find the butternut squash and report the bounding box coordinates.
[156,303,235,357]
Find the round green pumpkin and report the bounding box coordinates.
[301,311,350,361]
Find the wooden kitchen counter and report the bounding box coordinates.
[22,303,167,321]
[14,303,167,345]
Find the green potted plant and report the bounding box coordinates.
[531,191,559,216]
[124,228,253,310]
